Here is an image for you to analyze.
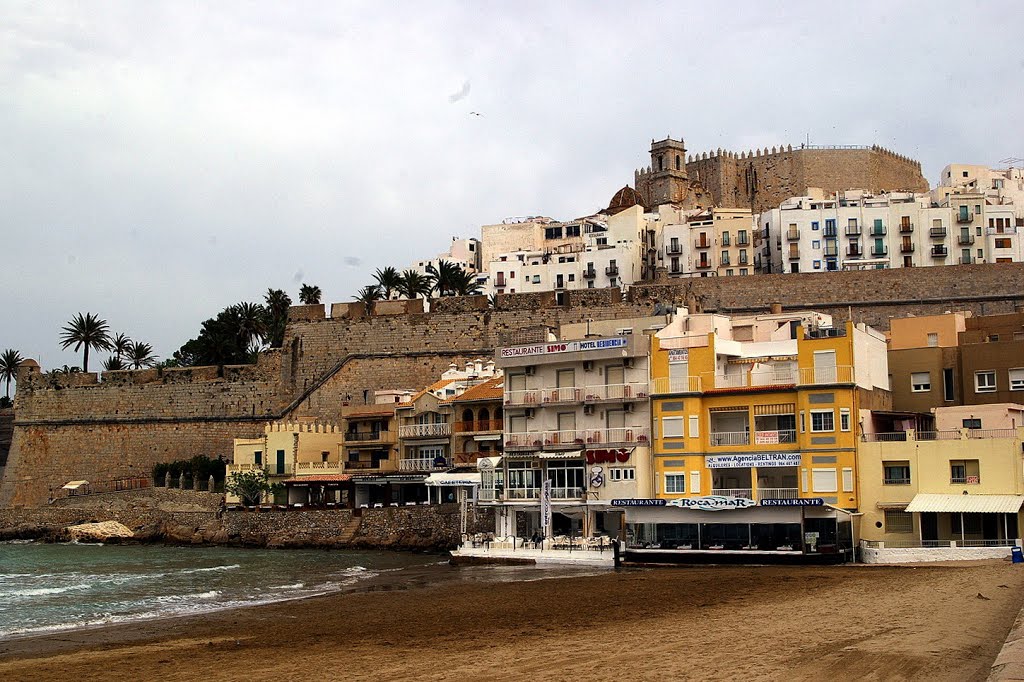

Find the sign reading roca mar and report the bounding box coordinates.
[666,496,757,511]
[500,337,628,358]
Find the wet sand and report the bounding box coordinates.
[1,560,1022,681]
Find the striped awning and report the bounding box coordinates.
[538,450,584,460]
[905,494,1024,514]
[754,403,796,416]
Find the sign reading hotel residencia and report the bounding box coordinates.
[500,337,628,358]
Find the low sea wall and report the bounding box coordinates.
[860,542,1017,564]
[0,489,493,551]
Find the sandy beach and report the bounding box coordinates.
[1,560,1022,681]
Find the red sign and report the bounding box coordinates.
[586,448,631,464]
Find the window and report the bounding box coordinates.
[840,408,851,432]
[927,332,938,347]
[566,224,581,237]
[962,418,981,429]
[688,415,700,438]
[810,409,834,432]
[662,417,685,438]
[943,368,955,401]
[911,372,931,392]
[996,238,1012,249]
[1010,368,1024,391]
[532,275,541,283]
[825,219,836,232]
[812,240,821,249]
[811,221,819,231]
[950,460,980,484]
[321,451,329,463]
[665,473,686,494]
[609,468,635,482]
[506,461,541,499]
[974,370,996,393]
[740,268,748,275]
[842,467,854,492]
[253,450,262,466]
[811,468,838,493]
[813,260,821,270]
[883,462,911,485]
[884,510,913,533]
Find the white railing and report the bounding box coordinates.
[863,539,1018,549]
[650,376,702,394]
[711,370,799,390]
[711,488,753,499]
[757,487,799,500]
[543,387,582,404]
[550,486,585,500]
[398,423,451,438]
[864,428,1023,442]
[294,462,343,475]
[505,427,651,448]
[506,390,541,406]
[227,462,294,475]
[399,458,450,472]
[582,383,649,401]
[504,487,540,499]
[968,428,1019,439]
[709,431,750,446]
[797,366,854,385]
[658,335,710,350]
[585,427,651,445]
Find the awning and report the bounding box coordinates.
[352,474,427,485]
[905,493,1024,514]
[538,450,583,460]
[425,473,481,487]
[473,434,502,441]
[477,456,502,470]
[282,474,352,485]
[62,480,89,490]
[875,501,910,509]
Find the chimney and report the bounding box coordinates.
[770,302,783,314]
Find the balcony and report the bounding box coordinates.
[900,242,915,253]
[294,461,343,475]
[504,427,650,450]
[738,254,749,265]
[711,487,753,499]
[931,246,948,257]
[721,237,731,247]
[957,234,975,245]
[582,267,596,279]
[737,235,750,246]
[797,365,854,384]
[344,460,386,471]
[788,250,800,260]
[650,376,703,394]
[950,475,980,485]
[899,222,914,234]
[666,243,683,255]
[227,462,279,475]
[398,423,451,438]
[956,211,973,224]
[453,419,503,433]
[345,430,391,442]
[823,226,838,238]
[870,226,887,237]
[695,238,711,249]
[846,245,863,258]
[845,225,862,237]
[710,431,750,447]
[495,277,507,288]
[757,487,800,500]
[786,229,800,241]
[582,383,649,402]
[710,369,797,390]
[823,244,838,257]
[870,245,888,257]
[696,260,712,269]
[399,457,451,472]
[929,227,947,238]
[720,255,731,266]
[605,265,619,277]
[960,255,974,265]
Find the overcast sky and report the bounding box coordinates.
[3,1,1023,374]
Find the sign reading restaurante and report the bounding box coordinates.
[500,337,628,358]
[705,453,802,469]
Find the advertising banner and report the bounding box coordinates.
[500,336,628,358]
[540,479,552,536]
[705,453,802,469]
[665,496,758,511]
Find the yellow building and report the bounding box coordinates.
[625,310,890,563]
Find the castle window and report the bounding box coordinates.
[676,155,681,170]
[658,155,664,171]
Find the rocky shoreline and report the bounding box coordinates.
[0,488,493,551]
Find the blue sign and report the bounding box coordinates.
[612,499,667,507]
[760,498,824,507]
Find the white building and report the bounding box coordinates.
[761,189,1020,274]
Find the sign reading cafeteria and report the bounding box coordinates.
[500,337,628,358]
[666,496,758,511]
[705,453,802,469]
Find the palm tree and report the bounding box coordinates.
[263,288,291,348]
[450,269,483,296]
[0,348,24,400]
[354,285,383,304]
[60,313,112,372]
[426,260,464,297]
[373,267,402,300]
[299,284,322,305]
[231,302,267,350]
[102,356,126,371]
[397,269,433,300]
[110,333,132,362]
[125,341,157,369]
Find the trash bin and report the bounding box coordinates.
[1011,546,1023,564]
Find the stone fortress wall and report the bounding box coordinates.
[638,144,930,213]
[3,263,1024,508]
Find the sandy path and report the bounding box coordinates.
[1,561,1022,681]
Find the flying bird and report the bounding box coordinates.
[469,111,482,117]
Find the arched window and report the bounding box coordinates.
[479,407,490,429]
[657,155,664,171]
[462,408,474,428]
[676,155,681,170]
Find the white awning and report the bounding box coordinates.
[477,456,501,470]
[62,480,89,490]
[905,493,1024,514]
[473,434,502,441]
[538,450,583,460]
[424,473,481,487]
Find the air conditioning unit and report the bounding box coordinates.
[525,366,536,376]
[583,360,594,371]
[623,358,635,369]
[524,408,535,419]
[623,403,635,413]
[583,405,595,415]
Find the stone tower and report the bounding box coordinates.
[646,137,689,205]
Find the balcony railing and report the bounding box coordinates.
[823,244,838,257]
[931,246,948,257]
[823,226,838,238]
[900,242,915,253]
[846,246,862,258]
[504,427,651,449]
[753,429,797,444]
[788,250,800,260]
[506,390,540,406]
[711,488,753,499]
[957,234,975,245]
[720,255,731,266]
[883,478,911,485]
[650,376,703,394]
[709,431,750,446]
[845,226,862,236]
[929,227,947,238]
[721,237,731,247]
[870,226,887,236]
[453,420,503,433]
[738,254,749,265]
[737,235,750,246]
[544,387,582,404]
[399,458,451,472]
[696,260,712,269]
[786,229,800,241]
[666,243,683,255]
[605,265,619,277]
[582,383,650,402]
[956,212,973,224]
[294,462,343,475]
[398,423,451,438]
[495,277,507,288]
[583,268,597,279]
[900,222,914,234]
[798,366,854,385]
[344,461,384,471]
[345,430,391,442]
[695,238,711,248]
[950,475,981,485]
[227,463,275,475]
[871,245,888,256]
[711,369,797,389]
[757,487,800,500]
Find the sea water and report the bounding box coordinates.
[0,541,441,640]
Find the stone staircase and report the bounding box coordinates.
[337,516,362,544]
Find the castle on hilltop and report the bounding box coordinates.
[634,137,929,213]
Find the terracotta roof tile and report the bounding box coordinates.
[450,376,504,403]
